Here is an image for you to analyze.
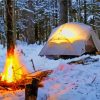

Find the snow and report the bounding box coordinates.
[0,42,100,100]
[38,62,100,100]
[87,15,94,22]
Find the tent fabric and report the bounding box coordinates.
[39,22,99,56]
[40,40,86,56]
[91,31,100,51]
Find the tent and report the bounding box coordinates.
[39,22,100,57]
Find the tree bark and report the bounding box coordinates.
[59,0,68,25]
[25,78,39,100]
[6,0,15,56]
[84,0,87,24]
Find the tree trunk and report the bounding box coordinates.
[68,0,72,21]
[59,0,68,25]
[6,0,15,56]
[34,23,38,43]
[84,0,87,24]
[25,78,39,100]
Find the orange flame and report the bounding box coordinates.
[1,49,28,83]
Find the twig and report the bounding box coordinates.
[20,50,25,56]
[91,76,96,84]
[30,59,36,71]
[0,86,9,90]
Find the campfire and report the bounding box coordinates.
[0,48,52,91]
[0,48,30,90]
[1,50,28,83]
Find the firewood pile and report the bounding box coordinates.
[0,70,52,91]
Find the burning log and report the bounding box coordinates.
[0,70,52,91]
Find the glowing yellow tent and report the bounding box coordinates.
[39,23,100,57]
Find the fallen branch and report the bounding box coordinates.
[91,76,96,84]
[68,56,99,65]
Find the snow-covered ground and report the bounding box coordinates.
[0,42,100,100]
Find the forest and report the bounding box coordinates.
[0,0,99,45]
[0,0,100,100]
